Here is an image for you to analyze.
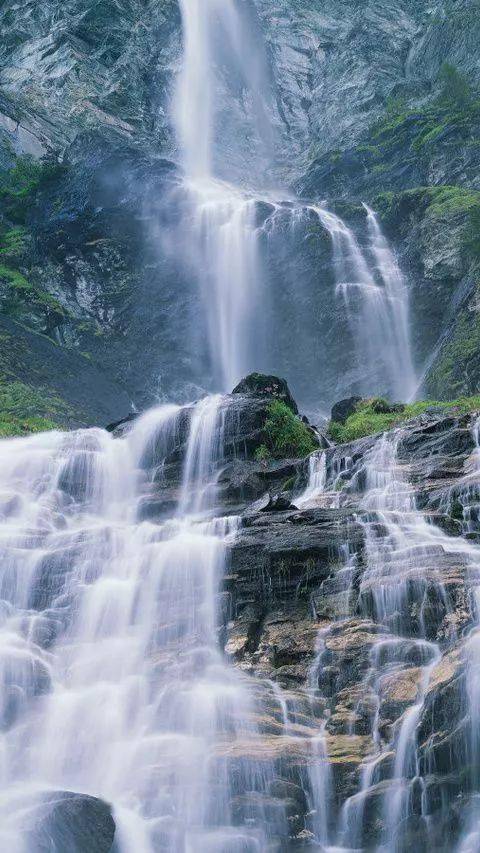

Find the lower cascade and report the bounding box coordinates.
[1,381,480,851]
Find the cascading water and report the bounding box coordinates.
[0,401,297,852]
[312,206,416,402]
[0,0,453,849]
[173,0,272,392]
[297,423,480,853]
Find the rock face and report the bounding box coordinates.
[331,397,362,425]
[0,313,132,428]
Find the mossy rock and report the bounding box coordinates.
[329,396,480,444]
[232,373,299,414]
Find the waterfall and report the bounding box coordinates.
[364,205,416,402]
[173,1,416,403]
[0,402,294,852]
[312,205,416,402]
[312,426,480,852]
[173,0,272,391]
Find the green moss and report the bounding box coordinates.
[0,263,66,320]
[0,226,27,260]
[438,63,472,110]
[427,312,480,399]
[0,264,31,290]
[373,186,480,255]
[328,395,480,444]
[0,156,64,224]
[365,73,480,167]
[261,401,318,459]
[0,380,66,437]
[424,186,480,218]
[412,123,448,150]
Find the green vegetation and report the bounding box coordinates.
[0,158,67,327]
[362,64,480,174]
[329,396,480,444]
[254,444,271,463]
[0,156,63,224]
[0,225,27,260]
[0,380,62,437]
[439,62,472,109]
[0,223,66,324]
[374,186,480,262]
[256,401,318,460]
[427,311,480,399]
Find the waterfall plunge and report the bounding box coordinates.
[173,0,417,402]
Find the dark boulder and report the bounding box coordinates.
[24,791,115,853]
[331,397,362,424]
[105,412,138,434]
[232,373,298,414]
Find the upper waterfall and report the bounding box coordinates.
[171,0,417,404]
[175,0,272,185]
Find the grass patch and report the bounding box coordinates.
[0,380,66,437]
[0,414,58,438]
[329,396,480,444]
[258,401,319,460]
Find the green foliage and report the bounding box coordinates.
[423,186,480,219]
[427,312,480,399]
[467,204,480,259]
[0,415,57,438]
[0,156,63,224]
[254,444,271,463]
[261,401,318,459]
[329,400,399,443]
[366,74,480,167]
[0,262,66,320]
[329,396,480,444]
[374,186,480,262]
[0,226,27,261]
[0,380,62,437]
[438,63,472,109]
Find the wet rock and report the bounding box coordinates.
[24,791,116,853]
